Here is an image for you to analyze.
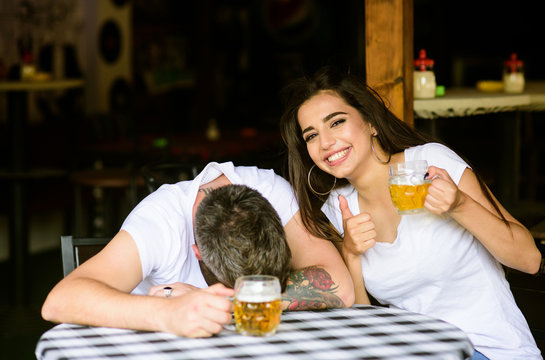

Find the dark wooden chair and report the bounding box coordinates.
[61,235,111,277]
[70,164,145,237]
[505,241,545,355]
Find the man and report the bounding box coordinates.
[42,162,354,338]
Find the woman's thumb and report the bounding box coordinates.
[339,195,353,220]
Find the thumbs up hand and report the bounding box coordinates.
[339,195,376,256]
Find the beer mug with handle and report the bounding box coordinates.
[234,275,282,336]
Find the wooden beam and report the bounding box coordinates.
[365,0,414,126]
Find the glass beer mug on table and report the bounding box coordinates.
[233,275,282,336]
[388,160,431,215]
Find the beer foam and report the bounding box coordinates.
[235,293,279,303]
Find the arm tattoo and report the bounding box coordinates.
[282,266,345,311]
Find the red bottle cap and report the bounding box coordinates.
[504,53,523,73]
[414,49,434,71]
[22,51,33,64]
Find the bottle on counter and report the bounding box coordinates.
[414,49,436,99]
[503,53,525,93]
[18,35,36,81]
[20,51,36,81]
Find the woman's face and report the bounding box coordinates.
[297,90,373,180]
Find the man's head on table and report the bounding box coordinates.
[193,184,292,291]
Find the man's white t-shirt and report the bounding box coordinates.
[322,143,541,360]
[121,162,299,296]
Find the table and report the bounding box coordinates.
[35,305,474,360]
[0,79,84,306]
[413,82,545,121]
[414,82,545,209]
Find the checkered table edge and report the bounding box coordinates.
[36,305,473,360]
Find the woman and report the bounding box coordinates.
[279,66,542,360]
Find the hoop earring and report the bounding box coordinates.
[370,134,391,164]
[307,164,336,196]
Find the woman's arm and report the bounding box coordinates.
[425,166,542,274]
[338,195,373,305]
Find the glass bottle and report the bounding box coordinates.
[503,53,525,93]
[413,49,436,99]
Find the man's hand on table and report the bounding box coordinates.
[151,283,235,338]
[148,282,201,298]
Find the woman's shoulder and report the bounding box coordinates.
[407,142,453,157]
[407,142,466,164]
[406,143,469,184]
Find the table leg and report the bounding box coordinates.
[498,112,521,210]
[9,179,28,306]
[7,90,29,306]
[414,118,438,139]
[430,118,438,138]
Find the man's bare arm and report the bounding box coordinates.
[282,266,345,310]
[41,231,234,337]
[283,211,355,310]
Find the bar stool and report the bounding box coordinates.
[70,161,144,237]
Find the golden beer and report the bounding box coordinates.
[388,160,430,215]
[233,297,282,336]
[389,183,430,214]
[234,275,282,336]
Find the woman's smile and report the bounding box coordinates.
[325,147,351,165]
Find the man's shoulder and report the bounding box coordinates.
[233,165,287,186]
[231,165,298,225]
[233,164,276,176]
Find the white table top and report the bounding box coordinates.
[414,81,545,119]
[36,305,474,360]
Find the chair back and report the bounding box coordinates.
[140,162,202,193]
[61,235,111,277]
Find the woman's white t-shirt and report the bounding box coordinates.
[121,162,299,296]
[322,143,541,360]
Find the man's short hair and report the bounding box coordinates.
[195,184,291,290]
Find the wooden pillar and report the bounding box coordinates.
[365,0,414,126]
